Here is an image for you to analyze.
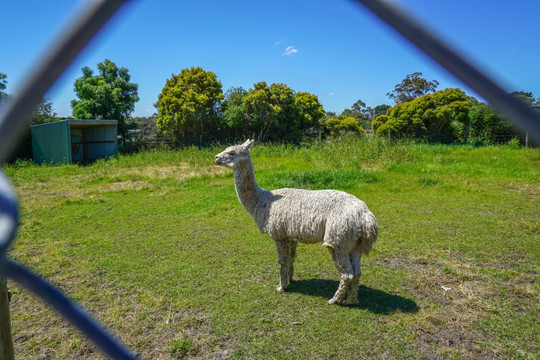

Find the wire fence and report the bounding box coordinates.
[0,0,539,358]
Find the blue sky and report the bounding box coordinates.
[1,0,539,117]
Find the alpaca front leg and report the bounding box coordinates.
[275,239,292,292]
[288,241,297,283]
[277,264,289,292]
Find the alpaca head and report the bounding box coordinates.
[215,139,255,169]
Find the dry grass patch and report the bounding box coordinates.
[379,251,540,359]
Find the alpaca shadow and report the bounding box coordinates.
[288,279,418,314]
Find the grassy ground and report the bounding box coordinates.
[3,137,539,359]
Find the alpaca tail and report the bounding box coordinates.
[359,211,378,256]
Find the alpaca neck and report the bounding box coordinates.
[233,157,264,215]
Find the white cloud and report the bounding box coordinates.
[329,92,335,96]
[283,46,298,56]
[274,38,287,46]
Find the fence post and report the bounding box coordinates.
[0,275,14,360]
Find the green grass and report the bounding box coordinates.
[3,137,539,359]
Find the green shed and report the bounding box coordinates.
[31,119,118,164]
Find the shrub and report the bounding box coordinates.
[324,116,366,136]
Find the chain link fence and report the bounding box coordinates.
[0,0,539,358]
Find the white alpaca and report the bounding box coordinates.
[215,140,378,305]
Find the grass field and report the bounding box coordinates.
[3,137,539,359]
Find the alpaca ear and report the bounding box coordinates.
[242,139,254,150]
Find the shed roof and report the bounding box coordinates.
[30,119,118,129]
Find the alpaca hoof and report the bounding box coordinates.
[276,285,286,292]
[327,298,340,305]
[345,298,359,306]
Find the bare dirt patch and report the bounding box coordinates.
[123,164,228,180]
[377,252,536,359]
[416,326,492,360]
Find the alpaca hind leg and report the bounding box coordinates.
[327,249,354,305]
[345,275,360,305]
[288,241,298,283]
[345,252,362,305]
[275,239,292,292]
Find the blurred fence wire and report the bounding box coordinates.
[0,0,538,359]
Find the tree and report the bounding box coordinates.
[324,116,366,137]
[0,73,6,91]
[387,72,439,103]
[2,73,57,160]
[510,91,536,105]
[374,88,472,142]
[31,98,57,125]
[71,59,139,135]
[340,100,391,130]
[467,102,512,144]
[268,82,297,140]
[155,67,224,143]
[242,82,278,141]
[351,99,366,113]
[372,104,391,119]
[222,87,249,137]
[294,92,325,133]
[0,73,11,105]
[1,73,56,124]
[224,82,324,142]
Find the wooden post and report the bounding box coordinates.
[0,276,14,360]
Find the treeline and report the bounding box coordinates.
[152,67,393,145]
[372,88,529,145]
[2,63,538,155]
[154,68,326,144]
[151,68,537,147]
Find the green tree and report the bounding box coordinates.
[351,99,366,113]
[31,98,57,125]
[341,100,391,130]
[294,92,325,133]
[350,99,367,119]
[0,73,6,90]
[387,72,439,103]
[155,67,224,142]
[510,91,536,105]
[372,104,391,119]
[241,81,274,140]
[374,88,472,142]
[2,72,57,159]
[227,83,324,142]
[0,72,10,104]
[222,87,249,136]
[269,82,297,140]
[467,102,512,144]
[71,59,139,135]
[324,116,366,136]
[339,101,364,129]
[242,82,298,141]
